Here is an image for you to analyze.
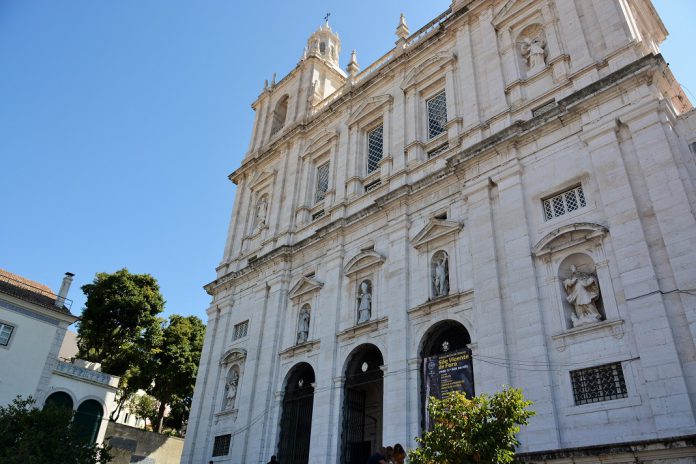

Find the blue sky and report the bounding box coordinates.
[1,1,694,324]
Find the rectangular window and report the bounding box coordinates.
[233,321,248,340]
[543,185,586,221]
[212,434,232,457]
[311,210,325,221]
[570,362,628,405]
[0,323,14,347]
[315,162,330,203]
[367,124,383,174]
[427,90,447,139]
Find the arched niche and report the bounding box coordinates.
[278,362,316,464]
[270,95,289,136]
[516,23,547,77]
[430,250,450,299]
[558,253,605,329]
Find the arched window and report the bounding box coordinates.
[74,399,103,443]
[270,95,289,135]
[44,391,73,411]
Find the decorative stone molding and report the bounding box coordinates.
[336,316,388,343]
[214,408,238,424]
[532,223,609,259]
[220,348,247,366]
[52,359,119,389]
[411,219,463,250]
[401,52,455,91]
[248,169,277,192]
[301,129,340,159]
[347,94,393,127]
[288,276,324,301]
[407,290,473,319]
[343,251,386,276]
[279,339,321,360]
[551,319,624,352]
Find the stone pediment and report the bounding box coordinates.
[302,129,339,159]
[344,251,385,276]
[347,94,393,126]
[492,0,540,28]
[220,348,247,365]
[411,219,463,249]
[532,223,608,258]
[401,52,454,91]
[288,276,324,300]
[249,169,276,192]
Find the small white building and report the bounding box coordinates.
[0,269,119,444]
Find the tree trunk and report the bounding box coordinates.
[156,400,167,433]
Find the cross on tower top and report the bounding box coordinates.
[324,12,331,23]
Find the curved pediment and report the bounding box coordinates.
[347,94,393,126]
[220,348,247,365]
[411,219,463,249]
[248,169,277,192]
[344,251,385,276]
[401,52,454,91]
[532,223,608,258]
[288,276,324,300]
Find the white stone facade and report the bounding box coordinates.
[183,1,696,463]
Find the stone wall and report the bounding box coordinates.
[106,422,184,464]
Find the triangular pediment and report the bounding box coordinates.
[401,52,454,91]
[288,276,324,300]
[344,251,385,276]
[302,129,339,158]
[492,0,542,28]
[249,169,277,192]
[411,219,463,249]
[347,94,393,126]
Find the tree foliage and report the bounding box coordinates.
[408,387,535,464]
[149,314,205,433]
[0,397,111,464]
[77,268,164,378]
[128,394,158,430]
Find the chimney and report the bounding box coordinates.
[55,272,74,308]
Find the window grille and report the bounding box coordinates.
[428,143,449,158]
[0,323,14,346]
[233,321,248,340]
[364,179,382,193]
[367,125,383,174]
[315,162,330,204]
[212,434,231,457]
[570,362,627,405]
[543,185,586,221]
[311,210,325,221]
[427,91,448,139]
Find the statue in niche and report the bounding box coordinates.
[297,307,310,344]
[563,264,602,327]
[357,280,372,324]
[225,368,239,409]
[255,196,268,232]
[521,36,547,72]
[432,253,449,298]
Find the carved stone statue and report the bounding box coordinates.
[521,36,547,72]
[297,308,310,344]
[255,197,268,232]
[563,265,602,327]
[225,369,239,409]
[433,254,449,298]
[357,280,372,323]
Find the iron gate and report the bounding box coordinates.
[278,390,314,464]
[340,388,369,464]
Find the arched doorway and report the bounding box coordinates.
[278,362,315,464]
[341,344,384,464]
[74,399,103,443]
[420,320,473,430]
[44,391,74,411]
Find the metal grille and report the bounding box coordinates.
[570,362,627,405]
[0,323,14,346]
[340,388,367,464]
[212,434,231,457]
[233,321,248,340]
[364,180,381,193]
[427,91,447,139]
[543,185,586,220]
[315,162,330,203]
[278,388,314,464]
[428,143,449,158]
[311,210,325,221]
[367,125,383,173]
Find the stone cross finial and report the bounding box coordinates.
[396,13,409,40]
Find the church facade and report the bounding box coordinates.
[183,1,696,463]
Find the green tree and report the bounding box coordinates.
[149,314,205,433]
[0,397,111,464]
[77,268,165,377]
[128,394,159,431]
[408,387,535,464]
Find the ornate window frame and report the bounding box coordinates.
[295,130,339,225]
